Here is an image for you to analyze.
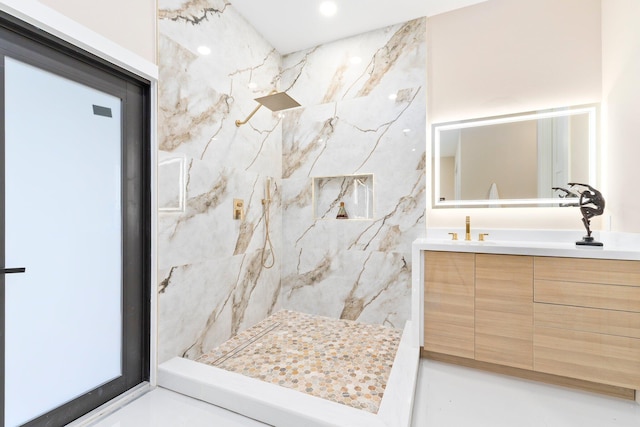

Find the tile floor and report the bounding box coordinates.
[196,310,402,413]
[92,359,640,427]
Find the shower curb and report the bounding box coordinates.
[158,321,419,427]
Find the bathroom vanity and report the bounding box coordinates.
[412,231,640,401]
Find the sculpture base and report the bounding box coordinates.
[576,236,603,247]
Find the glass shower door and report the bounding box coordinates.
[3,56,123,426]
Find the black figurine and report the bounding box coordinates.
[554,183,604,246]
[551,187,579,199]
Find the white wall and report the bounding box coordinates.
[602,0,640,233]
[37,0,156,63]
[426,0,602,231]
[428,0,601,123]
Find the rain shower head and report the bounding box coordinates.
[255,92,300,111]
[235,91,301,127]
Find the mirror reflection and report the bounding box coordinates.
[433,105,597,207]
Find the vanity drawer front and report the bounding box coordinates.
[534,257,640,287]
[534,303,640,339]
[534,326,640,389]
[534,280,640,312]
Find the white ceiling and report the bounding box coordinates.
[231,0,488,54]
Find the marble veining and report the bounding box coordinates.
[282,109,338,179]
[158,0,284,362]
[283,254,333,298]
[158,250,282,362]
[158,0,229,25]
[354,20,425,98]
[352,88,423,172]
[276,18,425,328]
[280,19,426,105]
[158,0,426,363]
[340,252,410,322]
[168,171,228,239]
[348,168,426,252]
[279,47,320,94]
[280,51,426,325]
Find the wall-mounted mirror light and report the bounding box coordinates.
[158,155,186,213]
[432,104,597,208]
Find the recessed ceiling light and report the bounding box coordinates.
[248,82,257,89]
[403,128,411,133]
[388,93,398,100]
[319,1,337,17]
[197,45,211,55]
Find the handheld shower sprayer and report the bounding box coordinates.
[261,177,275,269]
[265,177,271,202]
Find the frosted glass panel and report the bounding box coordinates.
[4,57,122,426]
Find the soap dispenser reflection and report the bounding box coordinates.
[336,202,349,219]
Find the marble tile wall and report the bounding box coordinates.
[157,0,284,362]
[157,0,427,362]
[278,19,427,329]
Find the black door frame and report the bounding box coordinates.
[0,12,151,427]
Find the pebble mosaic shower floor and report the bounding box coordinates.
[196,310,402,413]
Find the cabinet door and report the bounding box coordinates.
[424,251,475,358]
[475,254,533,369]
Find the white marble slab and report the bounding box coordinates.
[158,0,285,361]
[158,1,427,362]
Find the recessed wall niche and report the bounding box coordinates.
[312,174,374,220]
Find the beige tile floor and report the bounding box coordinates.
[196,310,402,413]
[92,359,640,427]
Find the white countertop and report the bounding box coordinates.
[413,229,640,261]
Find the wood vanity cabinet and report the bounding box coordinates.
[533,257,640,390]
[423,251,640,396]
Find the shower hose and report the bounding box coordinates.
[261,196,275,269]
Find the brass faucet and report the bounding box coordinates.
[465,216,471,241]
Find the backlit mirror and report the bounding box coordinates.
[432,105,597,208]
